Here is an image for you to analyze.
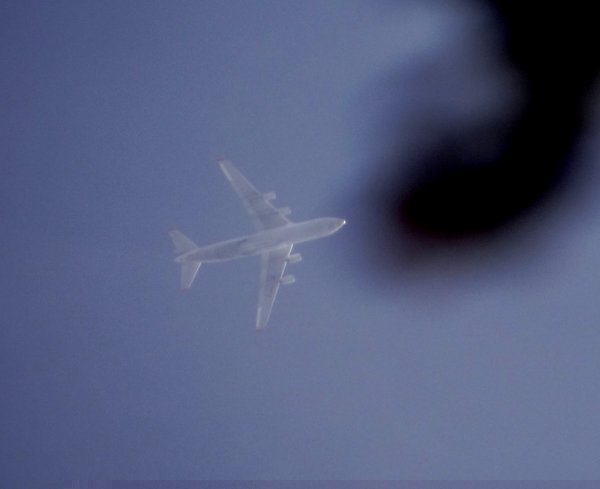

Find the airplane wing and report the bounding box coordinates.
[219,159,290,231]
[256,245,293,330]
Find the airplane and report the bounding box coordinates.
[169,159,346,330]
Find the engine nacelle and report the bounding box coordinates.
[278,207,291,216]
[280,274,295,285]
[263,192,276,201]
[287,253,302,264]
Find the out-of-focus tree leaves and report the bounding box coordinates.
[389,2,600,241]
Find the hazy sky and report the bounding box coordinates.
[2,1,600,486]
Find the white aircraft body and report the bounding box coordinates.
[169,159,346,330]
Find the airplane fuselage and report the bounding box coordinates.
[176,217,344,264]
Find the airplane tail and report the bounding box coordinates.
[179,261,202,290]
[169,229,202,290]
[169,229,198,254]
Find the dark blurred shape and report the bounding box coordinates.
[391,2,600,241]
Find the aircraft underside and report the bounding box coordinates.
[169,159,345,329]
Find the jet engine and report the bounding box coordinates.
[280,274,295,285]
[287,253,302,264]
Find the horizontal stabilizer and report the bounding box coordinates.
[180,261,202,290]
[169,229,198,254]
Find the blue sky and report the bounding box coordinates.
[2,1,600,486]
